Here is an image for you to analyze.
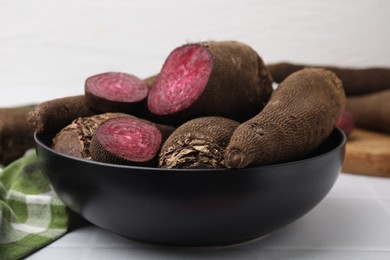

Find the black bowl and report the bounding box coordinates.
[35,128,345,246]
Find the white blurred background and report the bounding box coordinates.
[1,0,389,106]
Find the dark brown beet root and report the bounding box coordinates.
[0,106,35,165]
[159,116,240,169]
[90,117,163,165]
[225,68,346,168]
[85,72,149,113]
[27,95,97,134]
[346,90,390,134]
[148,41,273,123]
[52,112,129,159]
[268,62,390,96]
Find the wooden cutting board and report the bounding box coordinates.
[342,128,390,177]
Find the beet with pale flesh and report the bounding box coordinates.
[148,41,273,124]
[90,117,164,166]
[85,72,149,113]
[225,68,346,168]
[159,116,240,169]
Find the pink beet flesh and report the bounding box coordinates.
[86,72,148,102]
[148,44,213,115]
[336,110,355,135]
[96,117,162,162]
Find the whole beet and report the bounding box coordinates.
[225,68,346,168]
[159,116,240,169]
[346,90,390,134]
[268,62,390,96]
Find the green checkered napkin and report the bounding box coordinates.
[0,149,69,260]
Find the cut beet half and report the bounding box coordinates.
[85,72,149,112]
[90,117,162,165]
[148,44,213,115]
